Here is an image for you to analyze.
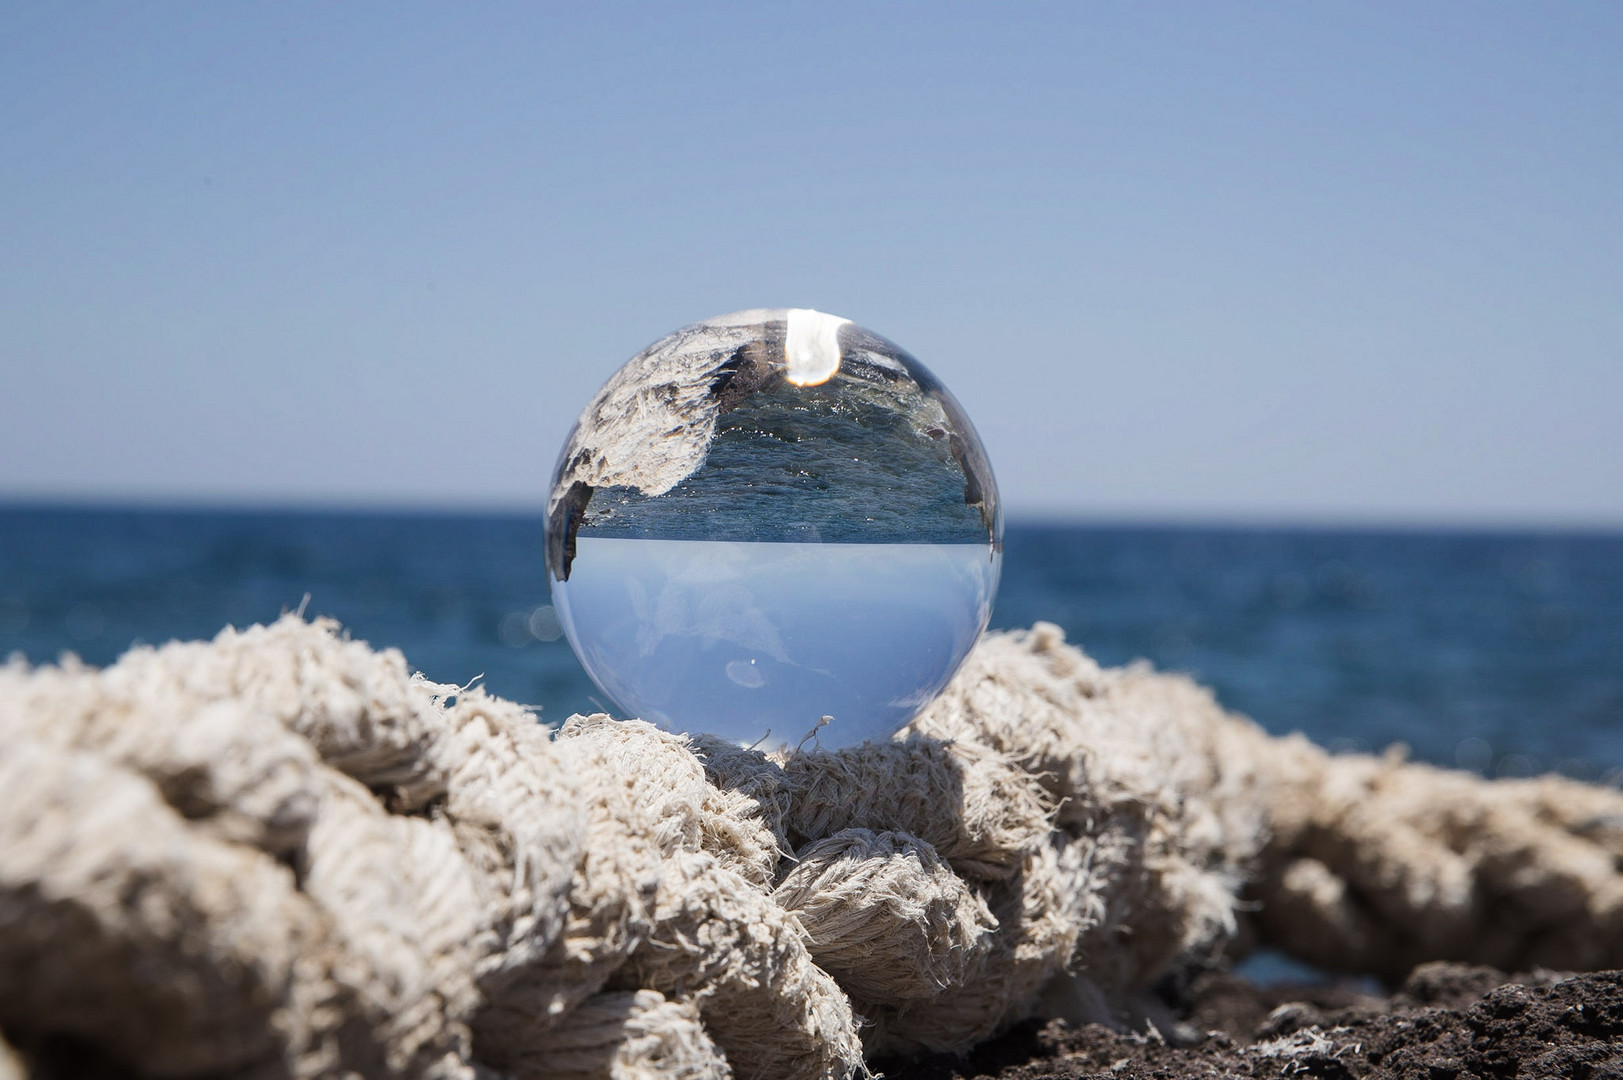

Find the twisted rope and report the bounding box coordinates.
[3,616,1623,1079]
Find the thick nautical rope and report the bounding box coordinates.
[3,616,1623,1079]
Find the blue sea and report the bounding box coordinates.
[3,505,1621,781]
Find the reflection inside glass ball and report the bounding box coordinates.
[546,308,1002,750]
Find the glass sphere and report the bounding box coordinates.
[546,308,1002,750]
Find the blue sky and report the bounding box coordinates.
[3,3,1619,524]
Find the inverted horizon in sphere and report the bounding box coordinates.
[546,310,1004,747]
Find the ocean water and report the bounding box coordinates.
[554,538,999,749]
[2,505,1622,780]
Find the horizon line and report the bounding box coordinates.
[3,493,1622,537]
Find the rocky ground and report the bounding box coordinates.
[878,963,1623,1080]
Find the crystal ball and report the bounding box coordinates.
[546,309,1002,749]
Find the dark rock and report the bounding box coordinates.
[875,967,1623,1080]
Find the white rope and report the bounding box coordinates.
[4,615,1623,1078]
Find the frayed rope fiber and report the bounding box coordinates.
[5,616,1623,1078]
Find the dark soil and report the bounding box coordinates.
[876,963,1623,1080]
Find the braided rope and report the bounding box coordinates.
[4,616,1623,1078]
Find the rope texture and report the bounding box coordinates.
[4,616,1623,1078]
